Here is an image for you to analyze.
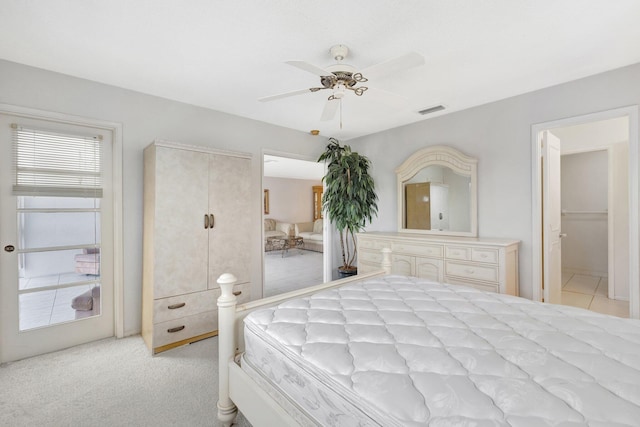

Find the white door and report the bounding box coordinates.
[542,130,563,304]
[0,114,114,363]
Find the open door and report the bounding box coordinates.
[542,130,563,304]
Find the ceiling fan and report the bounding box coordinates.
[258,44,425,123]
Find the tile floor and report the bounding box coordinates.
[19,273,98,330]
[561,272,629,318]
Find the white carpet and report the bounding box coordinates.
[264,249,323,297]
[0,335,251,427]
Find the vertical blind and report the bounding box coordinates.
[12,124,103,198]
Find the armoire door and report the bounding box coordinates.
[208,154,252,287]
[153,147,209,298]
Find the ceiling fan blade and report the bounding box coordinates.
[285,60,331,77]
[320,98,340,121]
[258,87,323,102]
[359,52,425,80]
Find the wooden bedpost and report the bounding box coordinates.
[217,273,238,427]
[381,247,392,274]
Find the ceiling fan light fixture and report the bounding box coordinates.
[333,83,346,99]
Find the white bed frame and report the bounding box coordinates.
[216,249,392,426]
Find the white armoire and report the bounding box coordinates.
[142,140,252,354]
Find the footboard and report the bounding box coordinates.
[216,248,391,426]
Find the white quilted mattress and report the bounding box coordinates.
[243,275,640,426]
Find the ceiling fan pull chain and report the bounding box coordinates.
[340,99,343,129]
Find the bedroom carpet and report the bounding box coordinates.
[0,335,252,427]
[264,249,323,297]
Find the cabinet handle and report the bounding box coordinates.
[209,214,214,229]
[204,214,209,229]
[167,302,186,310]
[233,290,242,296]
[167,325,185,333]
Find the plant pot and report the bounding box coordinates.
[338,267,357,278]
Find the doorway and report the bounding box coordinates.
[532,106,639,319]
[0,106,123,363]
[262,153,328,297]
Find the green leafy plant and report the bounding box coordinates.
[318,138,378,274]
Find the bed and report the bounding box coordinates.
[217,250,640,426]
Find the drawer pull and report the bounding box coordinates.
[480,254,488,258]
[167,302,186,310]
[167,325,185,333]
[233,291,242,296]
[465,268,475,274]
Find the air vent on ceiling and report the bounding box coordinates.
[418,105,445,115]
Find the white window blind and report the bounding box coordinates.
[12,124,103,198]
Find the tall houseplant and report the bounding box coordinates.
[318,138,378,276]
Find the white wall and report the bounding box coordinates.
[263,177,321,224]
[349,62,640,299]
[2,57,640,329]
[560,150,608,276]
[0,59,326,336]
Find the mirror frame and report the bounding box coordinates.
[396,145,478,237]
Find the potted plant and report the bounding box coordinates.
[318,138,378,277]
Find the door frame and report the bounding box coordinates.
[260,150,330,297]
[531,105,639,318]
[0,103,124,337]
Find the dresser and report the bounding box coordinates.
[357,232,519,295]
[142,141,252,354]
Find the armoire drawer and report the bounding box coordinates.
[154,289,220,324]
[153,310,217,348]
[445,261,498,283]
[393,242,443,258]
[232,282,251,305]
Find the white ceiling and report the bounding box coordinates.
[264,154,324,181]
[1,1,640,140]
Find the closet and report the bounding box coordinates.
[142,141,251,354]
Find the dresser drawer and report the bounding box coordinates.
[154,289,220,324]
[360,238,390,250]
[445,246,471,260]
[153,310,217,348]
[471,248,498,264]
[357,262,380,275]
[445,261,498,283]
[359,249,383,264]
[392,242,443,258]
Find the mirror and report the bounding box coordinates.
[396,146,477,237]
